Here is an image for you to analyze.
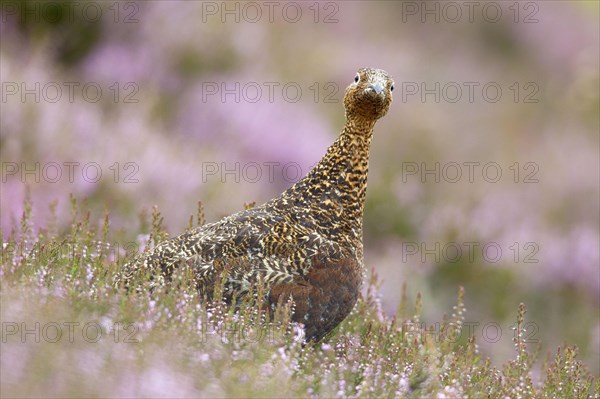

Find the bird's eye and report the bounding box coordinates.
[354,74,359,83]
[390,84,394,92]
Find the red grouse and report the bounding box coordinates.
[117,68,394,342]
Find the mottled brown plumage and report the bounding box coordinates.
[117,68,394,341]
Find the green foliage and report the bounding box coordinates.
[0,198,597,398]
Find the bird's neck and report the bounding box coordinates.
[281,122,375,230]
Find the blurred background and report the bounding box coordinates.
[1,1,598,373]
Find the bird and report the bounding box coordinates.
[117,68,394,342]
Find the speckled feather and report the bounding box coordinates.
[116,68,394,341]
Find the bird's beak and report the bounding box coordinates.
[366,81,385,95]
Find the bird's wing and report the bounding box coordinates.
[181,208,307,298]
[117,206,348,295]
[125,207,301,295]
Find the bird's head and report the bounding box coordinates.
[344,68,394,132]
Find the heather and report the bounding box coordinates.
[1,1,599,397]
[1,199,597,397]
